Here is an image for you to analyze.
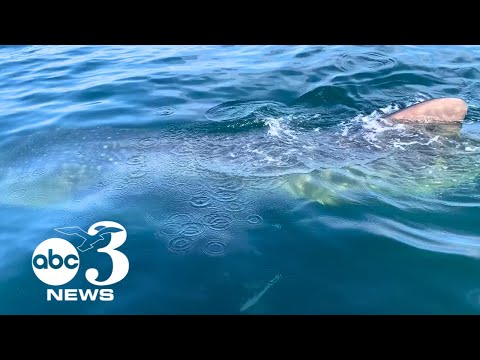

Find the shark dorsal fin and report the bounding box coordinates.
[386,98,468,124]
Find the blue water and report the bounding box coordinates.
[2,45,480,314]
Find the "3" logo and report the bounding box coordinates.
[32,221,129,287]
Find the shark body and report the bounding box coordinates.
[0,98,478,211]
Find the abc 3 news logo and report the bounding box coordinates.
[31,221,129,301]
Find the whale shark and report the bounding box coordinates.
[0,98,478,213]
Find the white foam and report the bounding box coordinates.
[425,136,440,146]
[379,104,400,114]
[266,118,280,137]
[393,140,420,151]
[350,109,405,146]
[338,103,452,151]
[265,117,297,140]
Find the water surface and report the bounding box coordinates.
[1,45,480,314]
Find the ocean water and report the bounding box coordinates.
[2,45,480,314]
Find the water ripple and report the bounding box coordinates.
[335,52,397,73]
